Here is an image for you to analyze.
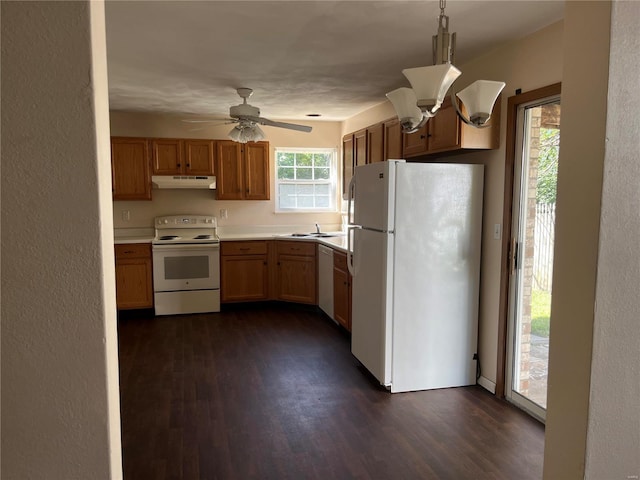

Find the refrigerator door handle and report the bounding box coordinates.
[347,174,356,225]
[347,225,360,276]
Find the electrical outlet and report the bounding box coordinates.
[493,223,501,240]
[122,210,130,222]
[220,209,228,219]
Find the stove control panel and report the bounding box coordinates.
[155,215,217,229]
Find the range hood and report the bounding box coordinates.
[152,175,216,190]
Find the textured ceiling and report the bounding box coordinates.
[105,1,564,121]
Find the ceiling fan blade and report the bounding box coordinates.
[181,118,236,124]
[242,115,312,133]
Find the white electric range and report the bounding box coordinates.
[152,215,220,315]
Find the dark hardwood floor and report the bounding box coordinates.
[118,303,544,480]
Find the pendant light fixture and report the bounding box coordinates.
[386,0,505,132]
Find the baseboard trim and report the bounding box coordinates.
[477,376,496,394]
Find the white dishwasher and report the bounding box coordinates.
[318,244,334,319]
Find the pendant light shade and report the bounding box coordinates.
[456,80,506,126]
[402,64,461,114]
[386,88,424,128]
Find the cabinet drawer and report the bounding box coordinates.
[277,241,316,256]
[115,243,151,259]
[221,241,268,256]
[333,250,347,269]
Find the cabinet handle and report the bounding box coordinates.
[263,261,267,265]
[177,163,181,167]
[187,163,191,167]
[124,250,134,254]
[420,135,426,139]
[239,248,250,251]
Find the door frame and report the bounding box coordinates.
[495,83,562,398]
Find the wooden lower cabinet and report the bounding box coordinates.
[220,241,269,302]
[332,250,352,331]
[276,241,317,304]
[115,243,153,309]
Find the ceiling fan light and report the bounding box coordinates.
[402,64,461,114]
[386,88,424,129]
[228,124,265,144]
[456,80,506,126]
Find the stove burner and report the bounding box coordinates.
[159,235,180,241]
[194,234,212,240]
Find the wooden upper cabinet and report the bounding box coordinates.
[244,142,270,200]
[403,95,502,158]
[151,138,184,175]
[342,133,354,200]
[216,141,244,199]
[184,140,215,175]
[402,123,429,157]
[111,137,151,200]
[354,128,367,167]
[367,123,385,163]
[152,138,215,175]
[384,118,403,161]
[216,140,270,200]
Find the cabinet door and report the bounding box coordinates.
[354,128,368,167]
[115,257,153,309]
[216,141,244,199]
[384,118,403,160]
[342,134,354,200]
[427,97,461,153]
[185,139,215,175]
[220,255,269,302]
[367,123,385,163]
[111,137,151,200]
[244,142,270,200]
[277,254,317,304]
[151,139,184,175]
[333,264,350,330]
[402,124,429,157]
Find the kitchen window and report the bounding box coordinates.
[275,148,337,212]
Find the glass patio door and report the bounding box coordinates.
[505,96,561,421]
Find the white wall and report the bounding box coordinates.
[1,2,122,479]
[110,112,343,230]
[341,21,564,390]
[584,1,640,478]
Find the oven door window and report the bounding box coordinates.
[164,255,209,280]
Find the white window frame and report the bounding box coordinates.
[275,147,338,213]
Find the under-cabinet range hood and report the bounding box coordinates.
[151,175,216,190]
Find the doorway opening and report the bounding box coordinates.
[499,84,561,421]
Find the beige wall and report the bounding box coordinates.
[110,112,343,230]
[1,2,122,479]
[584,2,640,477]
[543,2,611,478]
[341,21,564,390]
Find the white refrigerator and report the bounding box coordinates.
[347,160,484,393]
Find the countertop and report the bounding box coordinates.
[114,228,349,252]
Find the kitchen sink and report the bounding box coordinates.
[284,232,345,238]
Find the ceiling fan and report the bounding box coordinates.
[184,88,312,143]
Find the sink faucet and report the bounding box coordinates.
[315,223,321,234]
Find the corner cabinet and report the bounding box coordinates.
[115,243,153,310]
[216,141,270,200]
[276,241,317,304]
[403,95,501,158]
[111,137,151,200]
